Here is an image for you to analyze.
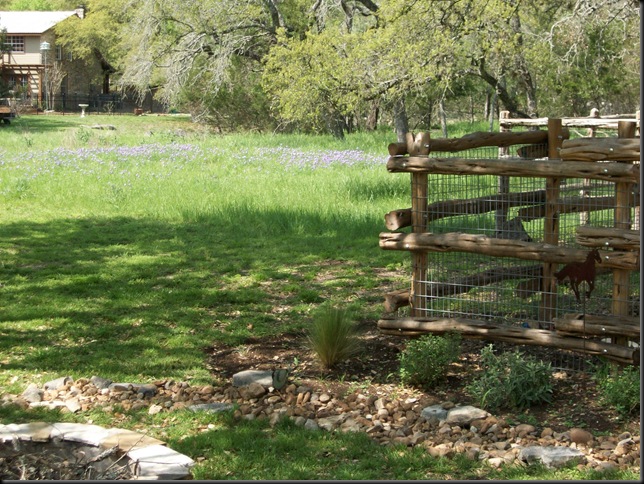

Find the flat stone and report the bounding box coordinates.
[239,382,266,399]
[317,414,347,431]
[148,404,164,415]
[90,376,113,389]
[29,400,66,409]
[21,383,43,403]
[127,444,195,479]
[133,384,158,398]
[0,422,53,442]
[518,446,586,468]
[304,419,320,431]
[188,403,234,414]
[43,376,72,391]
[49,423,111,446]
[232,370,274,388]
[100,428,165,452]
[445,406,489,425]
[420,405,448,422]
[65,399,82,413]
[109,383,133,393]
[272,369,289,390]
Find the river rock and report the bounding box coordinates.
[445,405,489,425]
[43,376,72,391]
[232,370,274,388]
[21,383,43,403]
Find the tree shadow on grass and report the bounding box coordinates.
[0,210,400,379]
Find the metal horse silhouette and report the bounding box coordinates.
[554,249,602,302]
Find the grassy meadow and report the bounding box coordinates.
[0,114,637,480]
[1,114,414,387]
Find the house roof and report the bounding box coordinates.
[0,11,78,35]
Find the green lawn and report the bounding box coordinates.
[0,114,637,480]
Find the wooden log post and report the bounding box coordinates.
[634,109,640,231]
[408,132,431,317]
[580,109,600,225]
[497,111,511,232]
[612,121,637,347]
[540,118,564,323]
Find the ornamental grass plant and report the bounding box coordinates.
[308,304,360,368]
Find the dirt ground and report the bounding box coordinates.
[206,325,640,436]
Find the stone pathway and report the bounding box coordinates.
[1,371,640,474]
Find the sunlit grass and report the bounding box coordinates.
[4,115,630,481]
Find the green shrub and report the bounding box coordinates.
[398,333,461,388]
[594,363,640,417]
[308,305,360,368]
[466,344,552,411]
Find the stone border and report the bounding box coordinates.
[0,422,194,480]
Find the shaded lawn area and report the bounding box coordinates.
[0,209,401,389]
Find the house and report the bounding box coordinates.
[0,7,110,111]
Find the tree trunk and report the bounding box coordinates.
[325,112,345,139]
[488,90,497,132]
[476,58,530,119]
[510,12,538,117]
[393,98,408,143]
[439,98,448,137]
[366,101,379,131]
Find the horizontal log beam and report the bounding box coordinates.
[385,190,547,230]
[517,195,639,221]
[379,232,639,270]
[386,157,639,183]
[384,209,412,231]
[384,289,409,313]
[388,131,550,156]
[500,117,639,129]
[560,138,640,162]
[377,317,639,365]
[554,313,640,339]
[576,226,640,251]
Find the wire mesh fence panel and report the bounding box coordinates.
[390,139,640,372]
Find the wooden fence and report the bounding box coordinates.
[379,113,640,366]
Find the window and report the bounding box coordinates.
[5,36,25,53]
[56,45,62,60]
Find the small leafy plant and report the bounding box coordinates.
[594,363,640,417]
[398,333,461,388]
[308,305,360,368]
[466,344,552,411]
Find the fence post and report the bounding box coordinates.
[611,121,637,347]
[408,132,431,318]
[496,111,511,230]
[540,118,564,324]
[634,110,640,231]
[579,108,600,225]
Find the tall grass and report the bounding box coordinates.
[1,115,415,388]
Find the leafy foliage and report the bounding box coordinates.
[594,363,640,417]
[466,344,552,411]
[398,333,461,388]
[2,1,639,128]
[308,305,361,368]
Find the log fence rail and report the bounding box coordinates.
[379,111,640,366]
